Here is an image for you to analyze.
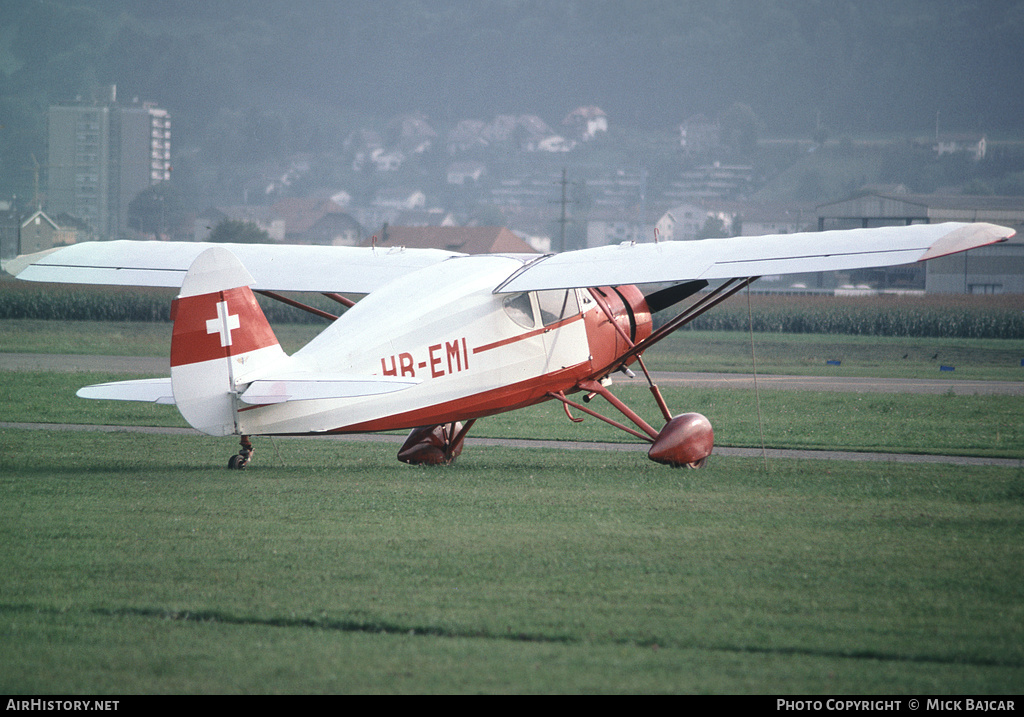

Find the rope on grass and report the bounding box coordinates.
[747,284,768,472]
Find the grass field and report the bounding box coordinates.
[3,370,1024,459]
[1,429,1022,694]
[647,330,1024,382]
[1,319,1022,693]
[4,318,1023,380]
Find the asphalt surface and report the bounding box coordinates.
[0,352,171,374]
[3,351,1022,467]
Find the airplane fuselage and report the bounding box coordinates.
[230,255,648,436]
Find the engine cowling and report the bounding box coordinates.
[583,285,653,374]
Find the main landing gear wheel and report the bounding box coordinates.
[227,435,254,470]
[397,422,470,466]
[648,413,714,469]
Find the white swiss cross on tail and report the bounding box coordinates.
[207,300,241,347]
[170,246,287,436]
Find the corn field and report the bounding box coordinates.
[679,292,1024,339]
[2,279,1022,339]
[0,281,334,325]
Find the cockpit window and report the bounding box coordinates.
[502,292,535,329]
[536,289,580,326]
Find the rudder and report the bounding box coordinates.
[170,247,286,435]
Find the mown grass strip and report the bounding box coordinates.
[1,430,1021,693]
[3,369,1022,458]
[4,318,1023,380]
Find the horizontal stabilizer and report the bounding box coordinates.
[239,374,420,405]
[77,378,175,404]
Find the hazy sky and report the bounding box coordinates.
[11,0,1021,137]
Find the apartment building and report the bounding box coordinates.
[47,86,171,239]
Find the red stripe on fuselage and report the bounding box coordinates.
[326,363,591,433]
[472,314,582,354]
[240,314,599,432]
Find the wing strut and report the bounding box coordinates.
[618,276,760,369]
[253,290,357,322]
[256,290,339,321]
[586,276,760,421]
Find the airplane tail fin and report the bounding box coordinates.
[170,247,286,435]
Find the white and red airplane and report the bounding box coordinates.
[10,222,1014,468]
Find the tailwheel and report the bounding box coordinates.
[648,413,714,468]
[227,435,254,470]
[397,421,474,466]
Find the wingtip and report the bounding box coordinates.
[918,222,1015,262]
[1,247,61,280]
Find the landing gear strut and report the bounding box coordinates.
[549,381,714,468]
[228,435,254,469]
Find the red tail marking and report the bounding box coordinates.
[170,286,278,367]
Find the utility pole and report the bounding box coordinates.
[28,155,44,210]
[553,168,573,253]
[26,154,65,211]
[639,168,647,242]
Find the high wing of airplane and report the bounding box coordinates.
[9,222,1015,469]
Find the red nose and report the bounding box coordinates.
[583,285,653,376]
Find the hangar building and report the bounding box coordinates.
[817,192,1024,293]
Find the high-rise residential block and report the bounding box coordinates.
[47,86,171,239]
